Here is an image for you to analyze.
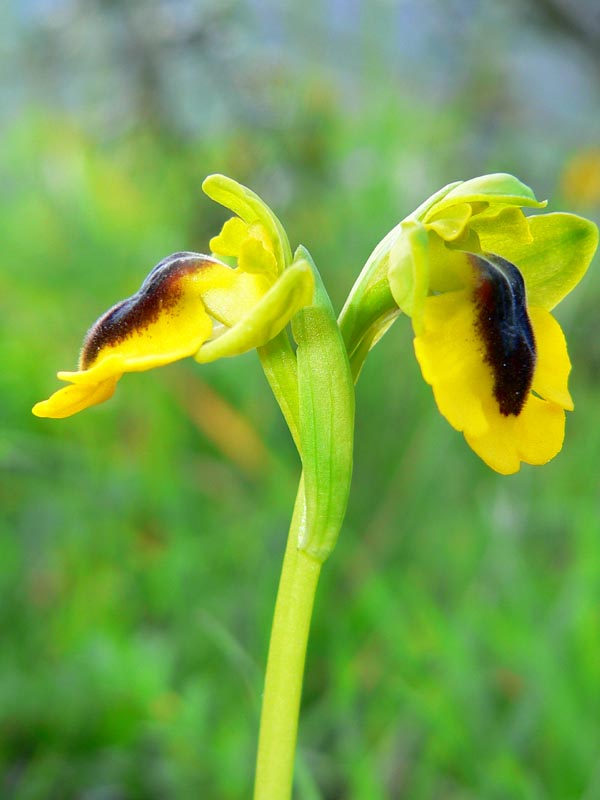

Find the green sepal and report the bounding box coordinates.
[202,174,292,272]
[342,289,399,383]
[481,212,599,310]
[292,246,354,562]
[195,260,314,363]
[426,173,547,217]
[468,204,533,247]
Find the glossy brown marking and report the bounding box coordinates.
[470,252,536,416]
[80,252,219,369]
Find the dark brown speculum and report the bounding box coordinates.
[80,252,216,369]
[470,252,536,416]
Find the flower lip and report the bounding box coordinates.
[470,252,536,417]
[80,252,220,369]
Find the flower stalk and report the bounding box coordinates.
[252,480,321,800]
[254,244,354,799]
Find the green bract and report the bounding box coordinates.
[292,247,354,560]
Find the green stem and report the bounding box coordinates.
[253,481,322,800]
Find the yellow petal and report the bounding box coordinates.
[465,394,565,475]
[78,255,219,374]
[209,217,277,276]
[32,375,118,419]
[414,290,490,437]
[529,306,573,410]
[57,354,125,385]
[414,289,569,473]
[33,253,225,419]
[508,395,566,467]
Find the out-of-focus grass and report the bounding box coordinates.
[2,100,600,800]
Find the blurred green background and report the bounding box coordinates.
[2,1,600,798]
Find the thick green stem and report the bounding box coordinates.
[253,482,322,800]
[255,249,352,797]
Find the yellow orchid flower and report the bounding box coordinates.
[33,177,314,419]
[388,174,598,474]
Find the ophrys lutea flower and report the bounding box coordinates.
[388,174,598,474]
[33,176,314,419]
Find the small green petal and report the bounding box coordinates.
[428,173,547,217]
[489,212,598,310]
[238,236,278,278]
[209,217,249,257]
[202,174,292,272]
[469,205,533,247]
[426,202,473,241]
[195,260,314,363]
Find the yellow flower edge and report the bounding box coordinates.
[414,289,573,474]
[33,249,314,419]
[32,374,120,419]
[33,253,222,419]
